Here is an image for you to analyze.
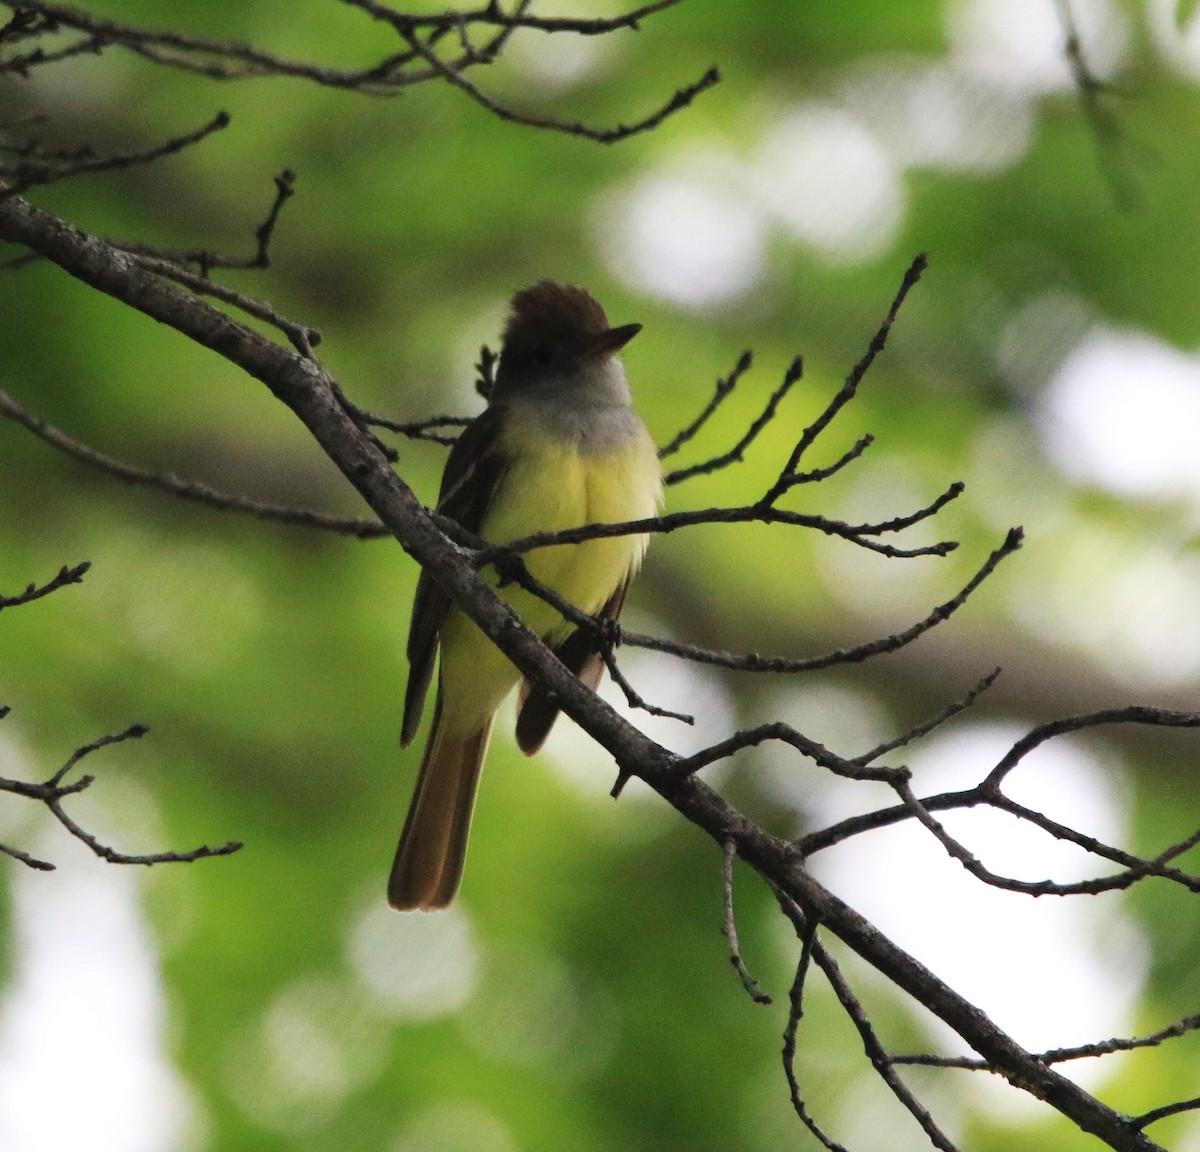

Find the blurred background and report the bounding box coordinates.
[2,0,1200,1148]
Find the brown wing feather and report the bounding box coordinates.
[401,408,509,747]
[515,579,630,754]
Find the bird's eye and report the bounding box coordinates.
[531,346,553,367]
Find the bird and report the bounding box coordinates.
[389,281,663,910]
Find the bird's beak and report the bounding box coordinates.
[586,322,642,360]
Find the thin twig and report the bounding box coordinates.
[623,527,1021,674]
[853,668,1002,766]
[0,111,231,196]
[345,0,685,36]
[721,839,772,1004]
[776,894,849,1152]
[363,409,471,446]
[808,928,961,1151]
[115,169,299,278]
[658,351,752,460]
[0,560,90,610]
[758,253,927,508]
[401,23,718,144]
[126,252,320,355]
[1133,1097,1200,1130]
[478,498,963,561]
[0,719,243,869]
[0,389,387,536]
[665,357,801,485]
[676,721,909,784]
[601,646,694,724]
[895,1013,1200,1069]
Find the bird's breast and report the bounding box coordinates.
[481,407,662,621]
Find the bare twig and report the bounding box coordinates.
[400,24,719,144]
[2,0,711,141]
[1133,1098,1200,1130]
[0,388,387,537]
[895,1013,1200,1069]
[0,560,90,609]
[624,527,1021,674]
[758,253,927,508]
[798,707,1200,903]
[1054,0,1144,212]
[677,721,908,785]
[810,929,961,1151]
[658,350,752,460]
[600,646,694,724]
[345,0,685,36]
[126,251,320,355]
[853,668,1002,766]
[0,718,242,868]
[115,169,299,278]
[0,111,231,196]
[776,896,849,1152]
[363,409,471,446]
[721,839,772,1004]
[664,357,801,485]
[478,499,961,561]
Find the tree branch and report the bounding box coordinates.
[0,190,1172,1149]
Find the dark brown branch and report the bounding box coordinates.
[363,409,471,446]
[982,707,1200,791]
[0,31,104,77]
[0,839,55,870]
[777,901,845,1151]
[800,709,1200,899]
[3,1,424,87]
[677,721,908,784]
[0,717,242,868]
[0,111,231,195]
[624,527,1021,674]
[844,481,965,535]
[658,350,752,460]
[722,839,772,1004]
[345,0,684,36]
[454,548,693,725]
[123,251,320,355]
[787,433,874,485]
[0,388,387,536]
[853,668,1002,766]
[664,356,800,485]
[3,0,706,145]
[478,499,961,561]
[757,253,927,508]
[1134,1098,1200,1131]
[115,169,299,278]
[600,646,694,724]
[0,192,1166,1148]
[895,1013,1200,1070]
[400,24,719,144]
[1,7,48,43]
[0,560,89,609]
[788,900,961,1152]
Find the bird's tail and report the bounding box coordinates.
[388,692,492,911]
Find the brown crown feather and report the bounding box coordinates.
[503,281,611,349]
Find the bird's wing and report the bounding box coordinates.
[401,407,509,747]
[514,577,630,755]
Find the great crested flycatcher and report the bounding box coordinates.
[389,281,663,911]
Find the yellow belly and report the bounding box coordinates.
[438,417,661,733]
